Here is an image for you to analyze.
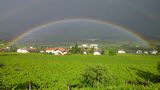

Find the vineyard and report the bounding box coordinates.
[0,53,160,89]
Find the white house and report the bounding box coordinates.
[151,50,158,55]
[17,49,29,53]
[136,50,143,54]
[29,46,33,49]
[54,50,64,55]
[63,51,68,55]
[45,48,68,55]
[93,51,101,55]
[90,44,98,49]
[83,51,87,55]
[118,50,126,54]
[82,44,88,48]
[143,51,149,54]
[6,47,10,49]
[40,50,45,53]
[0,44,4,46]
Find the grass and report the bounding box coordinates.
[0,53,160,89]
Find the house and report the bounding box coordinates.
[83,51,87,55]
[0,44,4,46]
[143,51,149,54]
[151,50,158,55]
[27,47,37,53]
[118,50,126,54]
[90,44,98,49]
[81,44,99,49]
[45,48,68,55]
[40,50,45,53]
[6,47,10,49]
[136,50,143,54]
[82,44,88,48]
[54,50,63,55]
[17,49,29,53]
[93,51,101,55]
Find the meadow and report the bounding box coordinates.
[0,53,160,90]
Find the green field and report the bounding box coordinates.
[0,53,160,90]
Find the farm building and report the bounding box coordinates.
[90,44,98,49]
[45,48,68,55]
[0,43,4,46]
[40,50,45,53]
[151,50,158,55]
[82,44,88,48]
[83,51,87,55]
[27,47,37,53]
[81,44,99,50]
[17,49,29,53]
[118,50,126,54]
[143,51,149,54]
[93,51,101,55]
[136,50,143,54]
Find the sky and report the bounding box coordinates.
[0,0,160,42]
[18,19,143,45]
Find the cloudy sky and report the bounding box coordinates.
[0,0,160,41]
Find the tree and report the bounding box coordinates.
[10,45,18,52]
[88,47,94,54]
[108,50,116,56]
[70,43,81,54]
[80,65,114,87]
[100,48,105,55]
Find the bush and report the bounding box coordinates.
[157,62,160,73]
[108,50,116,56]
[70,43,81,54]
[100,48,105,55]
[80,65,110,87]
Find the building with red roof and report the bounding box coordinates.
[45,48,68,55]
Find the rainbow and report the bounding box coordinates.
[10,18,150,46]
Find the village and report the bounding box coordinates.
[16,44,103,55]
[1,42,159,55]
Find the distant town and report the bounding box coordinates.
[0,40,160,55]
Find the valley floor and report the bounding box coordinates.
[0,53,160,89]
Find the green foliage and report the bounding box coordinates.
[108,50,116,56]
[80,65,108,87]
[0,53,160,89]
[34,45,42,53]
[157,62,160,73]
[49,52,52,55]
[13,81,40,90]
[70,43,81,54]
[9,45,18,52]
[88,48,94,54]
[0,40,9,49]
[100,48,105,55]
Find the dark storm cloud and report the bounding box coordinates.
[0,0,160,40]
